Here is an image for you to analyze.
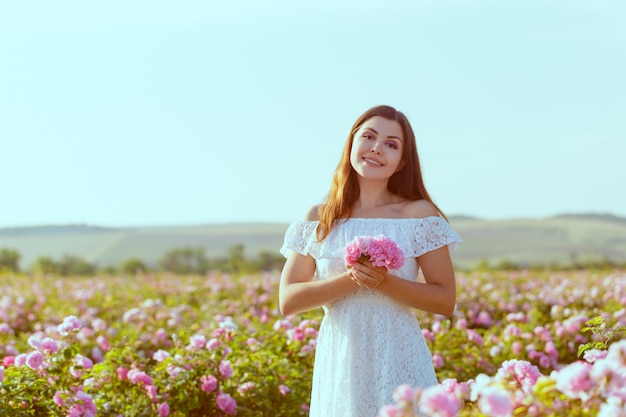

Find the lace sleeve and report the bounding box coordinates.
[406,217,462,257]
[279,221,319,258]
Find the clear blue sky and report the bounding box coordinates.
[2,1,625,227]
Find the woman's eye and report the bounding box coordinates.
[363,134,374,140]
[386,142,398,150]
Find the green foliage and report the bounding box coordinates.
[158,246,209,275]
[31,256,63,275]
[0,341,92,416]
[60,255,95,276]
[157,244,285,275]
[0,247,20,272]
[578,315,626,357]
[119,258,150,275]
[1,268,624,416]
[254,250,286,272]
[30,255,95,276]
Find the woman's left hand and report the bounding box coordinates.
[348,260,387,289]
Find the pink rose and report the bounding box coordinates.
[219,360,233,379]
[376,404,403,417]
[26,351,45,370]
[117,366,129,380]
[432,353,444,368]
[41,338,59,354]
[152,350,170,362]
[583,348,607,363]
[157,402,170,417]
[58,315,83,336]
[344,235,404,270]
[478,386,513,417]
[555,361,594,400]
[128,369,153,386]
[201,375,218,392]
[14,353,27,367]
[53,390,65,406]
[188,334,207,350]
[216,392,237,415]
[419,385,460,417]
[205,338,221,350]
[392,383,415,404]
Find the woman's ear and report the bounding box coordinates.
[395,160,405,172]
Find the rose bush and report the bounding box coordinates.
[1,268,624,416]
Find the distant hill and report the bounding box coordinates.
[1,214,625,270]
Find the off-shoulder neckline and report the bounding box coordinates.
[294,216,445,224]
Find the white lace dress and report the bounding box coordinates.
[280,217,462,417]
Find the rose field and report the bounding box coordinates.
[1,268,625,417]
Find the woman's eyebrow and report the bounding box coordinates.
[364,127,402,141]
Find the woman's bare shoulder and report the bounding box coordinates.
[402,199,439,219]
[304,204,322,221]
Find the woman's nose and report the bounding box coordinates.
[370,141,382,154]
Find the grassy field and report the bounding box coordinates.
[1,214,625,270]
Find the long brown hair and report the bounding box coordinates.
[316,105,446,240]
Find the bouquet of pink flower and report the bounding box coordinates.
[344,235,405,270]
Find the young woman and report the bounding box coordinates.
[279,105,462,417]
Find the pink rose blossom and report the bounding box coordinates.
[201,375,218,392]
[219,316,238,331]
[419,384,460,417]
[74,391,96,415]
[441,378,470,399]
[475,311,493,327]
[591,353,626,393]
[344,235,405,270]
[287,326,304,341]
[219,360,233,379]
[478,386,513,417]
[167,365,184,378]
[376,404,403,417]
[467,329,484,346]
[2,356,14,367]
[26,351,45,370]
[41,337,59,354]
[432,353,444,368]
[455,318,468,330]
[392,383,415,404]
[205,338,221,350]
[14,353,27,367]
[27,333,45,350]
[555,361,594,400]
[153,350,171,362]
[188,334,207,350]
[279,384,291,395]
[216,392,237,415]
[53,390,65,406]
[128,368,153,386]
[237,381,255,395]
[583,348,608,364]
[58,315,83,336]
[96,335,110,351]
[74,354,94,370]
[496,359,541,393]
[157,402,170,417]
[146,384,158,400]
[606,339,626,366]
[117,367,129,380]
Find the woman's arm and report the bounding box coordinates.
[279,252,359,316]
[349,245,456,316]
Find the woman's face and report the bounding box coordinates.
[349,116,404,181]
